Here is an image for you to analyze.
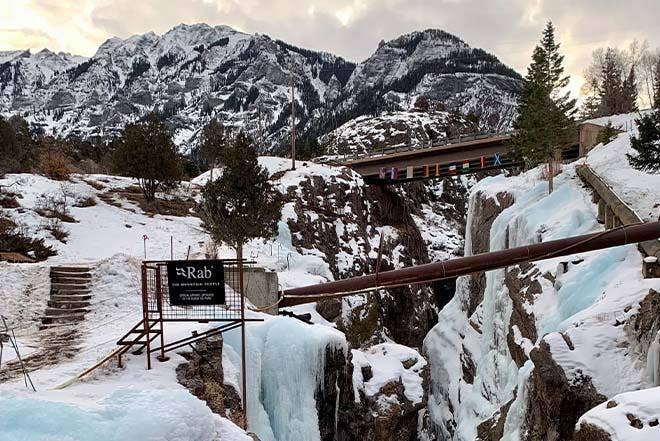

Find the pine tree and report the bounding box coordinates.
[599,48,624,115]
[199,132,283,260]
[621,67,638,113]
[113,114,182,201]
[627,110,660,172]
[595,123,618,146]
[199,118,227,180]
[512,21,576,193]
[297,137,325,160]
[654,59,660,109]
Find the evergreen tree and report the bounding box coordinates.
[598,48,624,115]
[0,117,18,176]
[512,21,576,193]
[199,132,283,260]
[297,137,325,160]
[199,118,227,180]
[113,114,182,201]
[580,93,601,119]
[654,59,660,109]
[0,116,38,175]
[595,123,618,146]
[627,110,660,172]
[621,67,639,113]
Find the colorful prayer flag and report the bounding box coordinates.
[435,164,440,176]
[406,166,414,179]
[423,165,429,177]
[480,156,486,168]
[379,167,386,179]
[462,161,470,171]
[391,167,399,179]
[449,164,457,174]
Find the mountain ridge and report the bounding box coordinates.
[0,23,523,154]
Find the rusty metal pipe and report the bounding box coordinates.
[280,222,660,307]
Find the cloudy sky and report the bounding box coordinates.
[2,0,659,98]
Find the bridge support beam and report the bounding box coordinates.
[605,206,615,229]
[597,200,605,224]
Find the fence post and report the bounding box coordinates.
[156,265,168,362]
[141,264,152,370]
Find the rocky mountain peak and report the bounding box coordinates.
[0,23,523,152]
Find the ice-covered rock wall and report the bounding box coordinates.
[424,165,660,440]
[224,317,347,441]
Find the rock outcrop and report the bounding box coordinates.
[285,170,468,349]
[336,352,429,441]
[176,335,244,427]
[524,340,607,440]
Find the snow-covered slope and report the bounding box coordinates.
[320,110,466,156]
[0,25,522,152]
[583,110,660,222]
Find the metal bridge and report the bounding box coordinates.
[340,133,579,184]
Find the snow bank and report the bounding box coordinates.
[0,173,204,262]
[351,343,427,405]
[0,389,250,441]
[583,109,655,132]
[577,386,660,440]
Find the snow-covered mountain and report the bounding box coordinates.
[0,24,522,153]
[321,110,466,156]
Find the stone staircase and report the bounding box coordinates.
[41,266,93,326]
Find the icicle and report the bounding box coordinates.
[646,331,660,386]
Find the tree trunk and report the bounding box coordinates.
[209,156,215,181]
[548,161,554,194]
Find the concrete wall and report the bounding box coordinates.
[226,267,279,315]
[579,123,608,156]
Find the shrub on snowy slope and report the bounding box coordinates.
[0,115,39,176]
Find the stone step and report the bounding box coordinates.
[50,294,91,302]
[50,291,91,298]
[44,307,89,316]
[48,300,91,309]
[51,287,91,293]
[50,270,92,278]
[50,266,91,273]
[51,280,90,288]
[51,278,90,286]
[41,312,86,325]
[51,283,92,290]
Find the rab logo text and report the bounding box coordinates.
[175,266,213,279]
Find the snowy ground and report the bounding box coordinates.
[582,110,660,222]
[577,386,660,440]
[1,157,429,441]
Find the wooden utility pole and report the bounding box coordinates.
[290,73,296,170]
[258,106,264,149]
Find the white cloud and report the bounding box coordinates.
[0,0,658,100]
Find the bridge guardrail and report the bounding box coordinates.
[340,130,516,161]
